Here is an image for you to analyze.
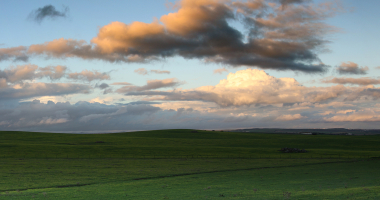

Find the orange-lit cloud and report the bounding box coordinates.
[1,0,342,73]
[0,46,28,62]
[0,64,67,83]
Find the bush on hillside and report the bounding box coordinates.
[279,147,307,153]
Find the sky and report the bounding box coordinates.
[1,0,380,132]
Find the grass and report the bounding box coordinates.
[1,129,379,159]
[0,129,380,199]
[1,159,380,199]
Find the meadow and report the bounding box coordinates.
[0,129,379,199]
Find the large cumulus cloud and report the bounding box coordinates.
[1,0,342,73]
[121,69,354,106]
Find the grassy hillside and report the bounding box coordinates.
[1,129,380,199]
[3,160,380,200]
[1,129,379,159]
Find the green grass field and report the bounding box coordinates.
[1,129,380,199]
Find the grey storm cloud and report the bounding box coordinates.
[28,5,69,23]
[1,0,343,73]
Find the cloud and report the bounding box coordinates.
[0,82,91,101]
[3,0,343,73]
[79,104,160,122]
[275,114,305,121]
[0,100,167,131]
[0,78,7,89]
[213,68,229,74]
[0,46,28,62]
[280,0,311,6]
[336,109,355,114]
[38,117,68,125]
[111,82,132,85]
[134,68,171,75]
[95,83,112,94]
[28,5,69,23]
[89,97,114,104]
[116,78,182,93]
[314,101,354,108]
[134,68,148,75]
[124,69,351,107]
[0,64,67,83]
[150,70,170,74]
[318,110,334,116]
[0,65,110,86]
[95,83,109,89]
[0,64,38,83]
[337,62,369,75]
[324,109,380,122]
[1,97,380,131]
[38,65,67,80]
[68,70,110,82]
[322,77,380,86]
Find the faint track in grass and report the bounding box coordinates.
[1,158,374,193]
[131,159,369,180]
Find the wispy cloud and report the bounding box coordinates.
[134,68,148,75]
[322,77,380,85]
[150,70,170,74]
[213,68,229,74]
[116,78,182,93]
[68,70,110,82]
[337,62,369,75]
[111,82,132,86]
[28,5,69,23]
[134,68,170,75]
